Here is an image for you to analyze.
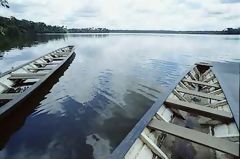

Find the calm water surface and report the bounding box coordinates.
[0,33,239,159]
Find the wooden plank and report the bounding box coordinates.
[52,57,65,60]
[45,62,59,65]
[135,145,153,159]
[175,87,224,101]
[125,139,144,159]
[182,79,220,88]
[204,75,215,83]
[0,93,20,100]
[188,72,197,80]
[0,81,9,89]
[172,89,188,101]
[208,89,222,95]
[206,100,228,108]
[9,73,47,80]
[39,58,48,63]
[21,67,32,73]
[34,62,47,65]
[28,67,53,71]
[148,119,239,156]
[11,73,47,77]
[193,67,200,79]
[165,99,232,121]
[201,69,211,78]
[140,133,169,159]
[179,81,191,89]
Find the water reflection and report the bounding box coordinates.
[0,34,66,53]
[0,33,239,159]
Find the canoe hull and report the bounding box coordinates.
[109,62,239,159]
[0,46,75,119]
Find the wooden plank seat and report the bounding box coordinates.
[0,93,20,100]
[182,79,220,88]
[52,57,65,61]
[50,54,59,58]
[0,82,10,90]
[204,75,215,83]
[28,67,53,71]
[205,100,228,108]
[45,62,60,65]
[33,62,47,67]
[140,133,169,159]
[9,73,47,80]
[175,87,224,101]
[164,99,232,121]
[148,119,239,156]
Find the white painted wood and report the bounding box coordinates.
[204,75,215,83]
[188,71,197,80]
[206,100,227,108]
[125,139,144,159]
[172,89,187,101]
[0,75,14,87]
[176,87,224,101]
[193,67,200,78]
[208,89,222,95]
[156,105,173,122]
[0,93,20,100]
[214,123,239,138]
[182,79,220,88]
[0,81,9,90]
[149,119,239,156]
[140,133,169,159]
[178,81,188,89]
[201,69,211,79]
[135,145,153,159]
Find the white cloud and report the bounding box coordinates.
[0,0,239,30]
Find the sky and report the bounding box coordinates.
[0,0,240,30]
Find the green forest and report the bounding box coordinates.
[0,16,67,37]
[1,16,239,38]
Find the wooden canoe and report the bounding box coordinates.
[109,62,239,159]
[0,45,75,118]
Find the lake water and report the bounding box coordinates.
[0,33,239,159]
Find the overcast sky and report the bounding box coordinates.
[1,0,240,30]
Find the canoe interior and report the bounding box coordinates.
[0,45,74,108]
[111,63,239,159]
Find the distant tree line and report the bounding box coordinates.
[0,16,67,37]
[1,15,239,37]
[222,28,240,34]
[110,28,240,35]
[68,28,109,33]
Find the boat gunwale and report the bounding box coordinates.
[108,64,195,159]
[211,62,239,129]
[0,46,75,118]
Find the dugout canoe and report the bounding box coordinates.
[0,45,75,118]
[110,62,239,159]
